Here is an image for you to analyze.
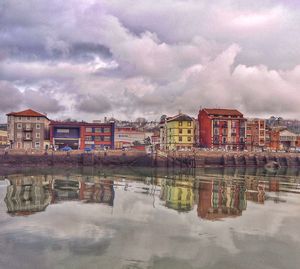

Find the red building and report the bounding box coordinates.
[50,121,115,150]
[198,108,246,150]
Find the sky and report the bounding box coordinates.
[0,0,300,122]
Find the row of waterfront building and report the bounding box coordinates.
[160,108,300,151]
[1,108,300,151]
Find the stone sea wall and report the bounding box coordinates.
[0,151,300,168]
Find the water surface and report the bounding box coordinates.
[0,167,300,269]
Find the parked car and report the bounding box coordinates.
[84,147,93,152]
[61,146,72,152]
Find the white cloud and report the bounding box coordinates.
[0,0,300,121]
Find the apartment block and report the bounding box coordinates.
[246,118,266,150]
[7,109,50,150]
[198,108,246,150]
[160,113,195,151]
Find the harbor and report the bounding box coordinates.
[1,167,300,268]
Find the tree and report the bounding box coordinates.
[132,140,142,146]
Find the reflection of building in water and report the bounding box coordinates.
[5,183,51,216]
[51,179,81,202]
[79,180,115,206]
[245,177,266,204]
[160,179,194,212]
[5,176,115,216]
[197,180,247,220]
[51,178,115,206]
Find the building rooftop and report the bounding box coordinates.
[167,113,193,122]
[203,108,243,117]
[279,130,298,137]
[50,121,114,127]
[7,109,48,118]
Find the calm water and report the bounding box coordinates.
[0,167,300,269]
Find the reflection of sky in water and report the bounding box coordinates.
[0,170,300,269]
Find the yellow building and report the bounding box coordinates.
[0,130,8,146]
[164,114,195,151]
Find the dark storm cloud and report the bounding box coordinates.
[0,0,300,120]
[75,94,112,114]
[0,80,65,119]
[23,89,65,113]
[0,81,23,112]
[0,42,112,64]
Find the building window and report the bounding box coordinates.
[179,121,182,126]
[214,128,219,135]
[213,136,219,144]
[35,142,40,148]
[36,133,40,139]
[188,137,191,142]
[104,127,110,133]
[37,117,40,121]
[95,128,101,133]
[214,120,219,127]
[27,117,30,121]
[222,137,227,144]
[179,136,182,142]
[94,136,101,141]
[17,132,22,138]
[85,136,93,141]
[36,124,40,129]
[25,133,31,139]
[179,129,182,134]
[187,129,191,134]
[86,127,93,132]
[187,122,191,126]
[104,136,111,142]
[18,117,22,121]
[17,123,22,129]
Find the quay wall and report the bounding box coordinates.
[0,150,300,168]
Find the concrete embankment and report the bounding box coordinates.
[0,150,300,168]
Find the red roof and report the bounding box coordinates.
[203,108,243,117]
[7,109,47,118]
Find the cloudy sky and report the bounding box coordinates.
[0,0,300,122]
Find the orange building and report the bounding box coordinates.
[246,118,266,150]
[265,128,280,150]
